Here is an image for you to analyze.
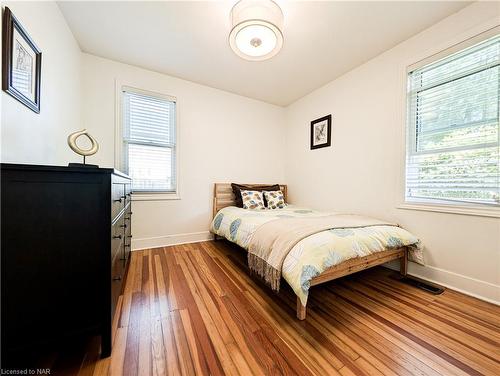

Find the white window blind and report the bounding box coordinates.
[122,89,177,192]
[406,35,499,206]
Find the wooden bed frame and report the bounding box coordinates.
[212,183,408,320]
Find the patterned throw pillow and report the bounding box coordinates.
[241,190,266,210]
[263,190,286,209]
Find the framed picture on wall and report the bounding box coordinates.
[2,7,42,113]
[310,114,331,149]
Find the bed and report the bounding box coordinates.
[210,183,422,320]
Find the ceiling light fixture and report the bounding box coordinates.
[229,0,284,61]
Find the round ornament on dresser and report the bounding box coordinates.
[67,129,99,167]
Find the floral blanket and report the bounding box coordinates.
[210,205,423,306]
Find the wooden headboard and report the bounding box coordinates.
[213,183,287,218]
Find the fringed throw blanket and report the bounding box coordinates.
[247,214,396,291]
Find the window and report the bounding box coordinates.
[405,34,499,208]
[122,88,177,193]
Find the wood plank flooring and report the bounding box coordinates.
[29,240,500,375]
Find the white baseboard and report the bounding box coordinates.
[131,231,213,251]
[384,261,499,306]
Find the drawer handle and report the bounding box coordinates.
[125,217,131,220]
[113,276,122,281]
[125,244,131,248]
[113,235,122,239]
[121,195,126,199]
[120,224,127,228]
[114,198,122,203]
[127,235,133,238]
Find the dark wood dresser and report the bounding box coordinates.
[1,164,132,364]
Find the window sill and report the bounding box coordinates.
[397,202,499,218]
[132,192,180,201]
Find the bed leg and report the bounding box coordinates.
[400,248,408,277]
[297,297,306,320]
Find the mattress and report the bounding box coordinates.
[210,205,422,306]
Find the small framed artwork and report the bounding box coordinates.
[310,114,331,150]
[2,7,41,113]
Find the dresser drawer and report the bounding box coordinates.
[111,244,124,280]
[111,248,124,322]
[125,183,132,206]
[111,183,125,222]
[123,206,132,261]
[111,214,125,322]
[111,217,124,258]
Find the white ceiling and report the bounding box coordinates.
[58,1,470,106]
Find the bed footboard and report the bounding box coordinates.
[296,247,408,320]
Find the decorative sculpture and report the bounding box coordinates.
[67,129,99,167]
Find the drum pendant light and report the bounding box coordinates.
[229,0,284,61]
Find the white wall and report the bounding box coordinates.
[1,1,82,164]
[81,54,286,248]
[285,2,500,304]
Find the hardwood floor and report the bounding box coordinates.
[21,240,500,375]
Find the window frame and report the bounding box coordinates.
[398,25,500,218]
[116,82,180,201]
